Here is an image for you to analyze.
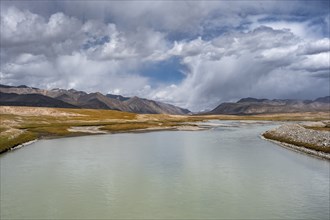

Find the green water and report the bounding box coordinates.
[1,121,329,219]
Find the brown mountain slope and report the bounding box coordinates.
[0,85,190,115]
[124,96,190,114]
[0,92,78,108]
[206,97,330,115]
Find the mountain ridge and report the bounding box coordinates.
[206,97,330,115]
[0,84,190,115]
[0,92,78,108]
[1,84,328,115]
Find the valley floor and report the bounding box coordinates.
[1,106,329,155]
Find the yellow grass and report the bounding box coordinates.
[1,106,329,153]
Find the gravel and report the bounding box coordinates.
[263,123,330,159]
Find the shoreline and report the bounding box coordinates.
[261,135,330,161]
[9,139,38,152]
[1,124,209,154]
[1,121,273,154]
[11,126,329,161]
[1,107,329,159]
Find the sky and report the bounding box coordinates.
[0,0,329,111]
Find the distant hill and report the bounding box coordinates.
[0,84,190,115]
[206,97,330,115]
[124,96,190,114]
[314,96,330,103]
[0,92,78,108]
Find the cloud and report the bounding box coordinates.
[1,52,149,94]
[3,1,328,37]
[0,7,162,94]
[1,7,82,47]
[148,27,329,111]
[291,52,330,72]
[300,38,330,55]
[0,2,329,111]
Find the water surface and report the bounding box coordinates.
[1,121,329,219]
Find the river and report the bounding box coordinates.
[1,121,329,219]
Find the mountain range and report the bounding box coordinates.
[206,96,330,115]
[0,84,329,115]
[0,85,190,115]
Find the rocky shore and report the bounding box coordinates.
[263,123,330,160]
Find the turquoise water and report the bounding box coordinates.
[1,121,329,219]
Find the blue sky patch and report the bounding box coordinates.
[140,57,187,85]
[83,35,110,50]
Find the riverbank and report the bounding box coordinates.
[1,106,329,153]
[1,106,218,153]
[262,123,330,160]
[7,125,207,153]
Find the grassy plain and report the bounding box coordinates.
[1,106,329,153]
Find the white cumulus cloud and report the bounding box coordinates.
[1,2,329,111]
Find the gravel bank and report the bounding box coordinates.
[263,124,330,160]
